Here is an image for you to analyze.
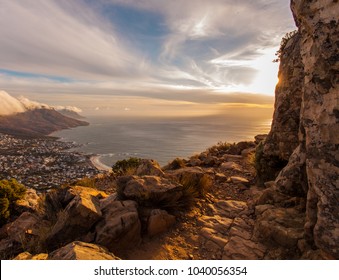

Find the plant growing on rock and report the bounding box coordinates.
[163,157,186,170]
[112,157,142,176]
[0,179,26,224]
[273,30,298,62]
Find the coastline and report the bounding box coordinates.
[89,155,112,172]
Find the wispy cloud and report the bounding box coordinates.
[0,0,295,108]
[0,1,147,80]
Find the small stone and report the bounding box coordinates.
[230,176,249,185]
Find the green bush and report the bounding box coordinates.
[0,179,26,224]
[112,157,142,176]
[273,30,298,62]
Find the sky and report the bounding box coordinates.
[0,0,296,116]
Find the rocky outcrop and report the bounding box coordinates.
[95,200,141,253]
[257,0,339,259]
[256,31,303,183]
[46,192,102,250]
[117,175,184,208]
[135,159,165,177]
[147,209,176,237]
[290,0,339,259]
[14,188,43,214]
[49,241,120,260]
[0,212,42,258]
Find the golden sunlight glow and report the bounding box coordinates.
[211,47,279,95]
[249,47,279,95]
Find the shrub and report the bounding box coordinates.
[112,157,141,176]
[163,158,186,170]
[273,30,298,62]
[0,179,26,224]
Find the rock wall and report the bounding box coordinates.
[257,31,304,184]
[291,0,339,259]
[260,0,339,258]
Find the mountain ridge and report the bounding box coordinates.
[0,108,89,137]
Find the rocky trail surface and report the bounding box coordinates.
[0,138,311,260]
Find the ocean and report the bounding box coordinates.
[52,113,272,168]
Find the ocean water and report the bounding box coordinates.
[52,113,272,167]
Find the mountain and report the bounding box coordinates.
[56,108,85,120]
[0,91,88,137]
[0,108,88,137]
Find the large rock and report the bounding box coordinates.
[117,175,184,208]
[46,193,102,250]
[0,212,43,259]
[65,186,108,201]
[95,200,141,254]
[147,209,176,237]
[5,212,40,243]
[14,188,43,215]
[135,159,165,177]
[254,207,305,248]
[13,252,48,260]
[256,32,303,183]
[168,167,213,197]
[289,0,339,259]
[49,241,120,260]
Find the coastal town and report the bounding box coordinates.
[0,133,101,190]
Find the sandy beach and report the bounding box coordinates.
[90,155,111,172]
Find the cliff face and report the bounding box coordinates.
[257,31,304,184]
[291,0,339,259]
[260,0,339,258]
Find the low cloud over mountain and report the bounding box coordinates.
[0,91,88,137]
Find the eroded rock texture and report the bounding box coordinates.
[291,0,339,259]
[257,31,304,184]
[260,0,339,258]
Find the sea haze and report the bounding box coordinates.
[52,113,272,167]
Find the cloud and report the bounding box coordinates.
[54,106,82,113]
[17,96,51,110]
[0,1,147,81]
[0,90,26,115]
[0,90,85,117]
[0,0,295,109]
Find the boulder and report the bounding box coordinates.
[135,159,165,177]
[0,212,43,259]
[95,200,141,253]
[220,162,242,172]
[49,241,120,260]
[5,212,40,243]
[13,252,48,260]
[229,176,250,186]
[117,176,183,207]
[65,186,108,202]
[188,157,202,167]
[147,209,176,237]
[14,188,43,214]
[46,193,102,250]
[168,167,212,197]
[254,207,305,248]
